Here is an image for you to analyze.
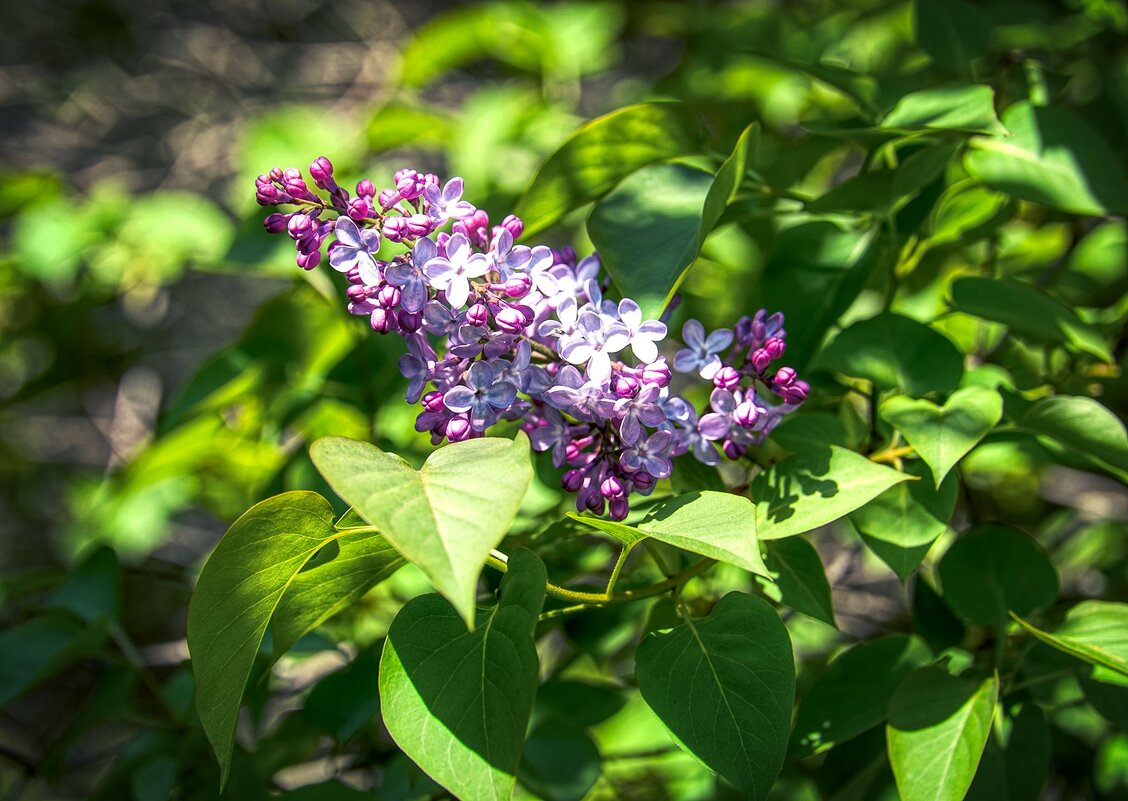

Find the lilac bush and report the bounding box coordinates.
[256,159,809,519]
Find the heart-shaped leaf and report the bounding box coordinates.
[753,446,913,540]
[310,434,533,627]
[379,549,546,801]
[635,592,795,800]
[887,669,998,801]
[880,387,1003,487]
[567,491,768,577]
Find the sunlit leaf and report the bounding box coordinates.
[1013,601,1128,680]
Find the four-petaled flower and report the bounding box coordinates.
[529,407,574,467]
[424,178,475,223]
[620,430,673,478]
[559,311,630,382]
[674,319,733,380]
[422,233,491,308]
[442,361,517,431]
[329,217,381,284]
[385,238,436,313]
[616,298,667,363]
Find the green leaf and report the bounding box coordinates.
[887,670,998,801]
[926,180,1014,247]
[516,103,707,237]
[965,702,1051,801]
[914,0,989,77]
[950,276,1113,362]
[815,313,964,396]
[635,592,795,800]
[881,86,1007,135]
[761,538,836,626]
[700,122,760,248]
[754,446,913,540]
[965,101,1128,216]
[1019,395,1128,479]
[310,434,533,628]
[378,549,546,801]
[48,546,121,623]
[271,525,403,659]
[880,387,1004,487]
[588,163,714,321]
[851,460,958,580]
[568,491,768,577]
[0,614,102,710]
[519,722,602,801]
[791,635,933,756]
[187,491,343,783]
[304,647,381,741]
[1013,601,1128,680]
[759,223,880,369]
[938,524,1059,626]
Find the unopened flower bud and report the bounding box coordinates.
[378,189,399,210]
[641,361,671,387]
[612,374,639,398]
[462,304,485,328]
[763,337,786,360]
[398,310,422,333]
[309,156,334,188]
[356,179,376,198]
[632,472,655,491]
[504,273,531,298]
[723,439,746,460]
[600,474,625,499]
[500,214,523,239]
[406,214,432,237]
[713,366,741,390]
[269,167,284,181]
[346,284,370,301]
[370,307,395,334]
[263,213,288,233]
[609,497,629,521]
[296,250,321,270]
[734,315,755,346]
[347,197,370,221]
[774,366,798,387]
[495,306,526,334]
[377,285,401,308]
[287,213,314,240]
[562,469,585,492]
[734,399,761,428]
[446,415,472,442]
[422,390,445,412]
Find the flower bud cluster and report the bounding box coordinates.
[257,158,808,519]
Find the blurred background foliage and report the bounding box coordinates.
[0,0,1126,799]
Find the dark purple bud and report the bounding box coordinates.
[734,399,761,428]
[632,472,655,491]
[608,497,629,521]
[370,308,396,334]
[263,213,288,233]
[764,337,786,359]
[446,415,472,442]
[382,216,408,242]
[514,304,536,326]
[296,250,321,270]
[504,274,531,298]
[345,265,363,284]
[466,303,489,327]
[398,310,422,333]
[723,439,746,460]
[422,390,445,413]
[346,284,370,301]
[641,361,671,387]
[287,213,314,240]
[501,214,523,239]
[562,469,585,492]
[495,306,526,334]
[377,285,401,308]
[751,348,773,372]
[395,169,426,200]
[734,315,755,346]
[612,374,639,398]
[309,156,334,189]
[347,197,371,221]
[356,179,376,198]
[585,494,606,515]
[774,366,798,387]
[713,366,741,390]
[600,474,625,499]
[776,380,809,404]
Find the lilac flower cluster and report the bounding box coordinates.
[257,158,808,520]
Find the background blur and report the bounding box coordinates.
[1,1,1127,799]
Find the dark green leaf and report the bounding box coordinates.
[588,163,713,321]
[304,648,381,741]
[950,276,1112,362]
[187,491,342,783]
[1019,395,1128,479]
[754,446,913,540]
[0,614,101,710]
[792,635,933,756]
[271,526,403,659]
[880,387,1004,487]
[815,312,964,396]
[48,546,121,623]
[310,434,533,628]
[965,102,1128,216]
[635,592,794,800]
[887,669,997,801]
[938,524,1059,626]
[851,460,958,580]
[966,702,1051,801]
[912,577,966,652]
[914,0,989,76]
[517,103,707,236]
[700,122,760,248]
[378,549,546,801]
[519,723,602,801]
[762,537,836,626]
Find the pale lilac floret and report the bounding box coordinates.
[424,178,475,223]
[617,298,667,363]
[422,233,490,308]
[529,407,573,467]
[604,383,666,445]
[442,361,517,431]
[329,218,382,285]
[385,238,437,313]
[673,319,733,380]
[620,430,673,478]
[558,311,631,382]
[397,334,437,404]
[488,229,532,279]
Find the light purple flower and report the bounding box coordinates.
[421,299,464,337]
[544,365,609,421]
[489,229,532,279]
[620,430,673,479]
[558,311,631,382]
[422,233,490,308]
[397,334,437,403]
[529,407,572,467]
[673,319,733,380]
[603,383,666,445]
[329,218,381,284]
[385,239,436,313]
[442,361,517,431]
[617,299,667,363]
[493,340,550,393]
[424,178,475,223]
